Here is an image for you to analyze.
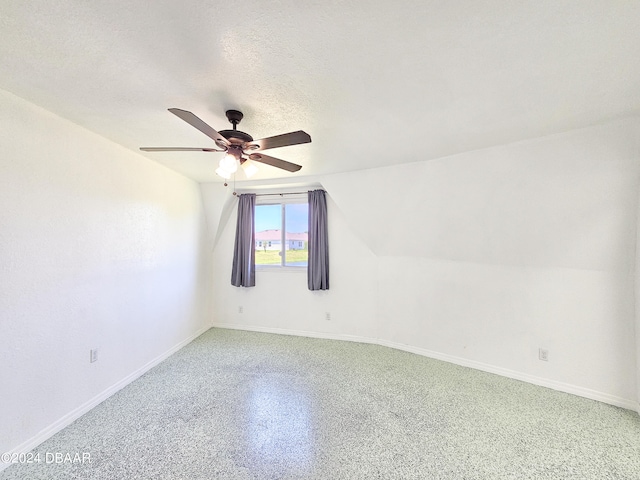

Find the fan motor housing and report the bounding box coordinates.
[219,129,253,144]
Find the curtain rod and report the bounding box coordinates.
[253,190,324,197]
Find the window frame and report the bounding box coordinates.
[254,195,308,271]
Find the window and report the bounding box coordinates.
[254,200,308,268]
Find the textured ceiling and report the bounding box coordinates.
[1,1,639,183]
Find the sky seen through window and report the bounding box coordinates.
[255,204,308,233]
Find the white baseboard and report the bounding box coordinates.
[212,322,371,344]
[212,322,638,412]
[377,339,638,411]
[1,325,210,473]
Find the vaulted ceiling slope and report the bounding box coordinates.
[1,1,639,182]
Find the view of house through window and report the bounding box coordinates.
[255,202,308,267]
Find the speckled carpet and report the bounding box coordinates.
[2,328,639,479]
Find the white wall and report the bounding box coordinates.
[0,89,211,458]
[210,117,640,410]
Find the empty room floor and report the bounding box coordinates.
[2,328,639,479]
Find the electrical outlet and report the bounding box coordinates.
[325,312,331,321]
[238,306,243,314]
[538,348,549,362]
[90,349,98,363]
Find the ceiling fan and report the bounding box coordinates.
[140,108,311,179]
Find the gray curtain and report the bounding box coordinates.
[307,189,329,290]
[231,193,256,287]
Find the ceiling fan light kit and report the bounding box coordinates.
[241,160,259,178]
[219,152,239,173]
[140,108,311,184]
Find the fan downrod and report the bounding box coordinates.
[220,109,253,143]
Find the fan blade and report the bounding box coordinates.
[168,108,230,147]
[140,147,224,152]
[249,153,302,172]
[244,130,311,152]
